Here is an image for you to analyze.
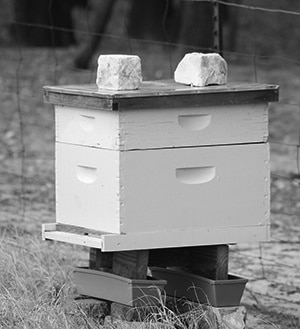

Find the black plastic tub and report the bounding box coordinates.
[74,267,167,307]
[150,267,248,307]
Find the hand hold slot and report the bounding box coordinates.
[176,166,216,184]
[178,114,211,131]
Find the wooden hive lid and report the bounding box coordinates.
[43,79,279,111]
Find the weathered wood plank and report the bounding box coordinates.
[190,245,229,280]
[43,80,279,110]
[112,250,149,280]
[89,248,113,271]
[116,89,278,110]
[44,80,279,98]
[149,245,229,280]
[43,90,114,111]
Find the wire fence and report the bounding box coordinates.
[0,0,300,322]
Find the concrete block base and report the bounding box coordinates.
[211,306,247,329]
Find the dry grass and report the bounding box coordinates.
[0,227,101,329]
[0,226,291,329]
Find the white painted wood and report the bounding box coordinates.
[41,222,269,251]
[55,106,120,149]
[43,230,103,249]
[42,223,57,240]
[175,166,216,184]
[55,142,269,242]
[101,225,269,251]
[121,104,268,150]
[120,143,270,235]
[55,104,268,150]
[56,143,121,233]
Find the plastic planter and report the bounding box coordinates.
[150,267,248,307]
[73,267,167,307]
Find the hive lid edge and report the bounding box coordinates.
[43,80,279,99]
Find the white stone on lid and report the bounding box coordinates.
[174,52,227,87]
[96,54,142,90]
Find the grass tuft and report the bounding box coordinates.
[0,228,99,329]
[0,227,294,329]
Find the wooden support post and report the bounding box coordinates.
[112,250,149,280]
[89,248,113,271]
[190,245,229,280]
[87,245,228,321]
[88,249,150,320]
[111,250,149,320]
[89,249,149,280]
[149,245,229,280]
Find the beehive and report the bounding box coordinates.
[43,80,278,251]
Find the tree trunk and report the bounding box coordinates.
[74,0,117,69]
[176,1,214,57]
[127,0,180,42]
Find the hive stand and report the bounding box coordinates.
[88,244,228,279]
[42,80,279,321]
[88,245,228,320]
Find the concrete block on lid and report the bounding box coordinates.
[174,52,227,87]
[96,54,142,90]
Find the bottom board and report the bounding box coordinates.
[42,222,269,252]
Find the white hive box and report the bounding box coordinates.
[43,80,279,251]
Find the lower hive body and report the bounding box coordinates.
[56,142,269,246]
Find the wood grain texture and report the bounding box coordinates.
[118,103,268,150]
[190,245,229,280]
[116,90,277,111]
[44,80,279,110]
[89,248,113,271]
[44,90,114,111]
[149,245,229,280]
[112,250,149,279]
[55,104,268,150]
